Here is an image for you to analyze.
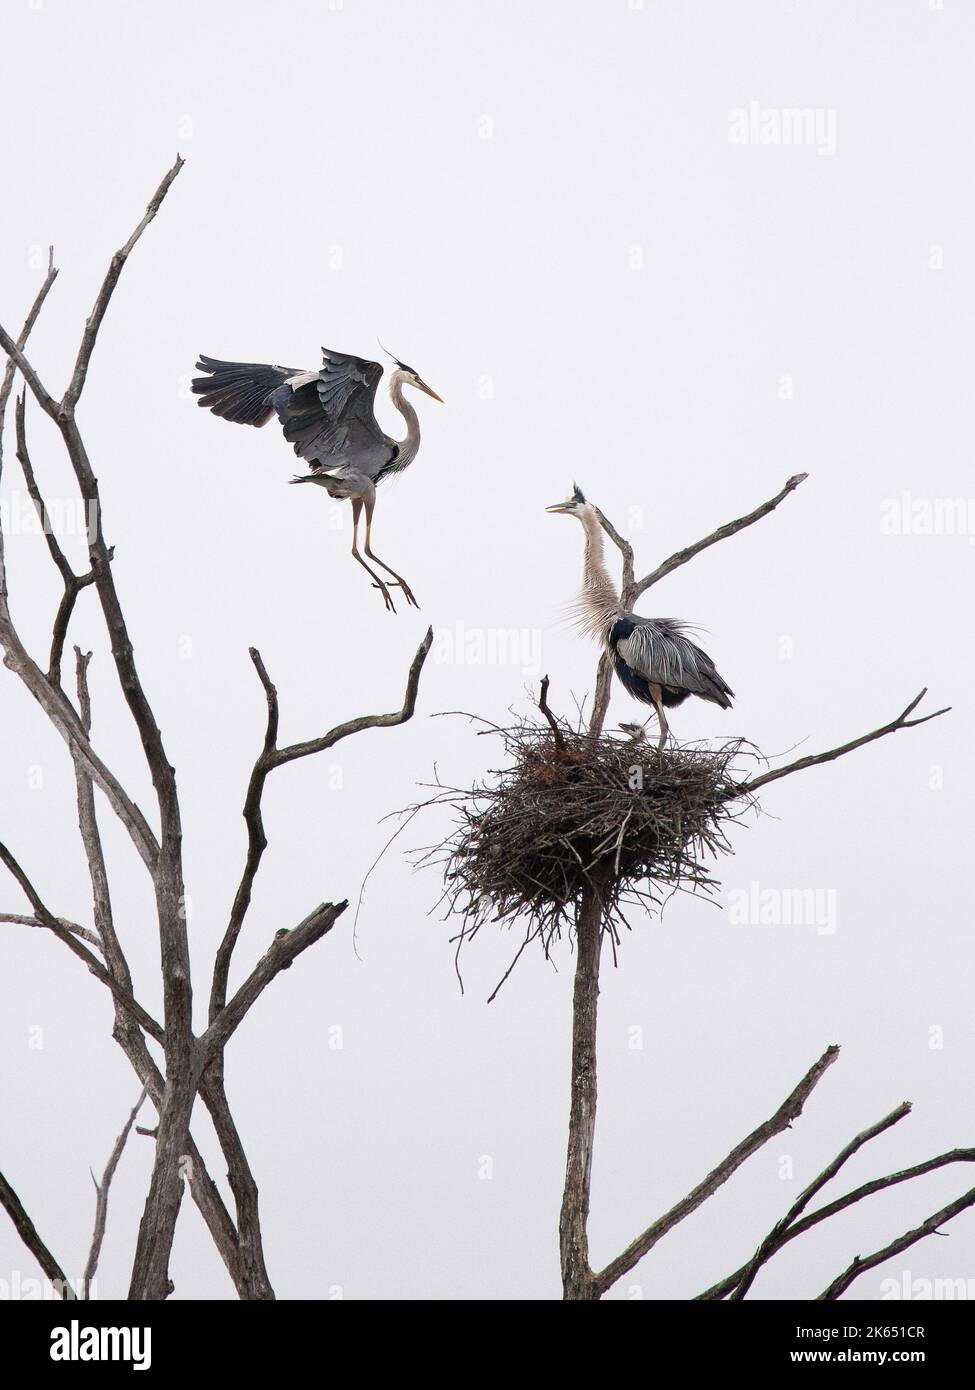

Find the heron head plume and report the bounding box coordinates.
[378,340,443,403]
[545,483,589,516]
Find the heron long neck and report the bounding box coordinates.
[389,371,420,468]
[577,509,624,639]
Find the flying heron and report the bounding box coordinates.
[546,485,734,751]
[191,346,442,612]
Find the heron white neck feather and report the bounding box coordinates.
[573,508,623,639]
[389,369,420,467]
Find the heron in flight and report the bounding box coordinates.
[192,346,442,612]
[546,486,734,751]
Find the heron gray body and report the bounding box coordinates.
[546,486,734,750]
[191,347,441,611]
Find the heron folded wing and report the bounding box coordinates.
[614,618,734,708]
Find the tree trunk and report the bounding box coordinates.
[559,871,607,1300]
[127,1073,196,1299]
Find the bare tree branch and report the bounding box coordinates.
[0,839,162,1041]
[592,1044,840,1296]
[0,1168,76,1298]
[728,1101,912,1300]
[271,624,434,768]
[210,626,433,1021]
[699,1141,975,1300]
[0,911,100,948]
[63,158,184,412]
[15,395,100,684]
[0,619,159,870]
[739,689,951,795]
[816,1183,975,1301]
[0,265,60,428]
[537,675,566,752]
[630,472,809,601]
[587,650,614,744]
[209,649,279,1024]
[197,1079,274,1300]
[72,648,125,973]
[0,246,57,479]
[82,1085,148,1298]
[200,901,347,1066]
[14,390,75,586]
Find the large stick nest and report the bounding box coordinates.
[418,711,758,969]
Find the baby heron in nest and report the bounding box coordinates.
[546,485,734,751]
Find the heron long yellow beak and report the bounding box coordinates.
[416,380,444,403]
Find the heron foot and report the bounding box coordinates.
[371,581,397,613]
[392,580,419,609]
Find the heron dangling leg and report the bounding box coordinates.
[363,494,419,609]
[350,497,397,613]
[649,683,670,754]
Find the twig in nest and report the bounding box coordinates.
[537,675,567,752]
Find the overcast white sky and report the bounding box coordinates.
[1,0,973,1301]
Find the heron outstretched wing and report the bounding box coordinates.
[193,348,394,473]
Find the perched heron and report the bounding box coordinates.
[546,485,734,751]
[192,346,442,612]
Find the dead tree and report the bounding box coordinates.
[554,479,967,1300]
[0,159,433,1300]
[429,474,968,1300]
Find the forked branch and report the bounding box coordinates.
[0,840,162,1041]
[211,625,433,1020]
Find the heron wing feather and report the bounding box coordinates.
[615,618,734,707]
[191,357,302,427]
[270,348,392,473]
